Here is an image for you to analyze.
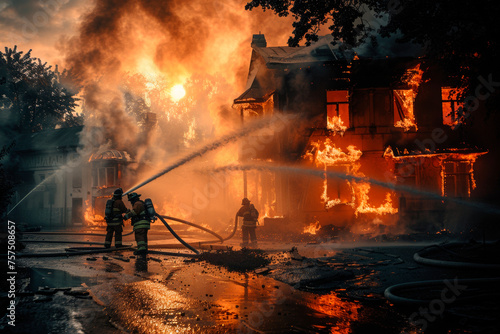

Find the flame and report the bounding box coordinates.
[170,84,186,101]
[306,138,362,167]
[83,199,106,228]
[394,64,424,131]
[394,89,418,131]
[327,115,347,135]
[442,87,465,127]
[305,139,398,216]
[303,220,321,234]
[354,185,398,216]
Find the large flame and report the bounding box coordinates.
[327,115,347,135]
[394,64,424,131]
[305,139,398,217]
[84,199,106,228]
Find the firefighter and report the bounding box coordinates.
[104,188,128,248]
[236,198,259,248]
[124,192,151,255]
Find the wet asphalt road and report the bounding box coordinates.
[2,232,499,333]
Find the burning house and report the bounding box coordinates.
[233,34,487,233]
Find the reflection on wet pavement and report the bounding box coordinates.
[28,268,97,290]
[101,261,411,334]
[18,236,422,333]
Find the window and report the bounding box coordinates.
[441,88,463,126]
[393,90,417,130]
[96,167,116,187]
[72,166,82,188]
[443,161,471,198]
[326,90,350,131]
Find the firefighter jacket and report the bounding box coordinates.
[108,199,128,226]
[124,200,150,231]
[237,204,258,227]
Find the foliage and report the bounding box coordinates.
[0,46,82,133]
[0,144,15,216]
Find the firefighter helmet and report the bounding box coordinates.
[241,198,250,205]
[127,192,141,202]
[113,188,123,198]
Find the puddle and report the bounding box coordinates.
[103,261,417,334]
[28,268,98,290]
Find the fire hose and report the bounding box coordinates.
[156,214,199,254]
[4,214,238,258]
[384,277,500,305]
[385,243,500,308]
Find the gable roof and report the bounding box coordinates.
[253,35,356,66]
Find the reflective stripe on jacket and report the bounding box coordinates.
[108,199,127,226]
[125,201,150,231]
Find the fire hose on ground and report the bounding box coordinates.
[3,213,238,258]
[384,243,500,309]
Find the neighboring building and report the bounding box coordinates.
[234,34,487,231]
[10,126,133,228]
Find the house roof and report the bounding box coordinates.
[254,35,356,66]
[89,149,131,162]
[14,126,83,152]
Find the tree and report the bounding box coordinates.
[0,144,15,216]
[0,46,82,133]
[245,0,500,111]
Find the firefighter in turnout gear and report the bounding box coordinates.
[236,198,259,248]
[104,188,128,248]
[124,192,151,255]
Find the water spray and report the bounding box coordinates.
[7,150,92,216]
[212,163,500,216]
[124,114,296,195]
[7,173,58,215]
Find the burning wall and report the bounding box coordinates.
[234,43,488,236]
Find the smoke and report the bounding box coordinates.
[56,0,293,226]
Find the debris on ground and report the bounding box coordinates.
[199,248,270,272]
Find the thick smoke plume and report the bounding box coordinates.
[60,0,293,226]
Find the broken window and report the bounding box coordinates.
[326,90,350,132]
[393,90,417,131]
[441,88,463,127]
[443,161,471,198]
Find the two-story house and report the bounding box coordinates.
[233,34,487,232]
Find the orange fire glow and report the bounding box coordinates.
[305,293,360,334]
[303,220,321,234]
[84,199,106,227]
[394,64,424,131]
[327,115,347,134]
[305,139,398,216]
[353,185,398,216]
[170,84,186,101]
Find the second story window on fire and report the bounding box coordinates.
[326,90,350,134]
[442,88,463,127]
[393,89,417,131]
